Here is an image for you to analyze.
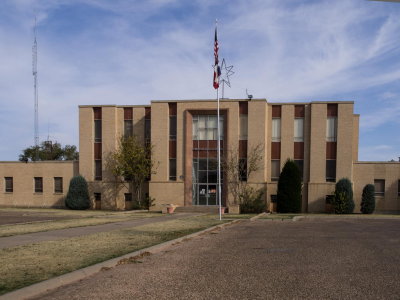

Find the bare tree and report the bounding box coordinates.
[223,143,264,206]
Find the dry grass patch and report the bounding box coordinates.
[0,215,226,295]
[0,212,160,237]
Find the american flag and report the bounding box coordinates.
[213,27,221,89]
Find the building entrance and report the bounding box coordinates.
[192,115,224,206]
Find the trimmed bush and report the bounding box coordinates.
[65,175,90,210]
[239,187,266,214]
[332,178,354,214]
[361,184,375,214]
[277,159,302,213]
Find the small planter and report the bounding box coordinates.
[219,207,226,214]
[167,206,176,214]
[228,204,240,214]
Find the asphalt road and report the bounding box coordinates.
[32,218,400,300]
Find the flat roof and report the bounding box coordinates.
[78,99,355,107]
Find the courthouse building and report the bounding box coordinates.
[1,98,399,213]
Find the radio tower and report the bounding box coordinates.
[32,16,39,160]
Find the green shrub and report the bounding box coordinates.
[239,187,266,214]
[361,184,375,214]
[65,175,90,210]
[277,159,302,213]
[332,178,354,214]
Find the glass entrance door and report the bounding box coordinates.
[192,115,224,206]
[194,184,218,206]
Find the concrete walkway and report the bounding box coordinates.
[0,213,199,249]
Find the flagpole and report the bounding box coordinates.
[217,83,222,221]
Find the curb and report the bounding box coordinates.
[0,219,242,300]
[250,212,267,221]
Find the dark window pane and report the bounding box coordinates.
[326,160,336,182]
[169,158,176,181]
[271,160,280,181]
[239,158,247,182]
[95,160,102,180]
[398,180,400,196]
[198,159,208,171]
[94,193,101,201]
[145,119,151,141]
[54,177,63,193]
[198,171,207,183]
[208,171,217,183]
[124,193,132,201]
[34,177,43,193]
[124,120,133,137]
[169,116,177,140]
[208,159,218,170]
[5,177,13,193]
[94,120,102,142]
[374,179,385,195]
[294,160,304,181]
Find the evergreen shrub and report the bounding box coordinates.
[361,184,375,214]
[277,159,302,213]
[332,178,354,214]
[65,175,90,210]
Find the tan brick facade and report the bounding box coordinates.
[1,99,399,213]
[0,161,78,207]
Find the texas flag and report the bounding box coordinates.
[213,27,221,89]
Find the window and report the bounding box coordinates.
[272,118,281,142]
[192,115,224,140]
[271,160,280,181]
[294,160,304,181]
[239,158,247,181]
[398,180,400,196]
[326,117,337,142]
[326,160,336,182]
[5,177,13,193]
[34,177,43,193]
[169,115,177,140]
[94,120,102,142]
[124,120,133,137]
[169,158,177,181]
[374,179,385,196]
[239,114,248,140]
[124,193,132,202]
[294,118,304,142]
[95,160,102,180]
[54,177,63,193]
[145,107,151,143]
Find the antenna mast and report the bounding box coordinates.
[32,16,39,159]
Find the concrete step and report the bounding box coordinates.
[174,206,221,213]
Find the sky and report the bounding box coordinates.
[0,0,399,161]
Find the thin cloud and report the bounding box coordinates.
[1,0,400,161]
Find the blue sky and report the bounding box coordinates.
[0,0,399,161]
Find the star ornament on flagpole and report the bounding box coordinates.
[220,58,234,88]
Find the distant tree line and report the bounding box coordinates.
[19,140,79,161]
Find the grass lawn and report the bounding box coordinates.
[0,212,161,237]
[0,207,138,217]
[0,214,227,295]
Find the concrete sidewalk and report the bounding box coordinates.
[0,213,199,249]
